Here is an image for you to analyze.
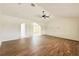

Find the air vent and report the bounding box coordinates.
[18,3,22,5]
[31,3,36,7]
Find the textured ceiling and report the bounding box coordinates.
[37,3,79,18]
[0,3,45,20]
[0,3,79,19]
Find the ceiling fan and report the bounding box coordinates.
[42,11,49,19]
[30,3,49,19]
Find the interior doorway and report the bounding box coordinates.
[21,23,26,38]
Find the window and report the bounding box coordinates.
[33,22,41,36]
[32,22,41,46]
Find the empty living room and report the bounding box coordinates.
[0,3,79,56]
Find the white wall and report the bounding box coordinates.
[0,15,20,41]
[45,17,79,41]
[0,14,32,41]
[0,14,46,42]
[0,13,78,42]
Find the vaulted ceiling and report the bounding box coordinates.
[0,3,44,20]
[37,3,79,18]
[0,3,79,20]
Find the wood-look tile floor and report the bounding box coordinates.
[0,35,79,56]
